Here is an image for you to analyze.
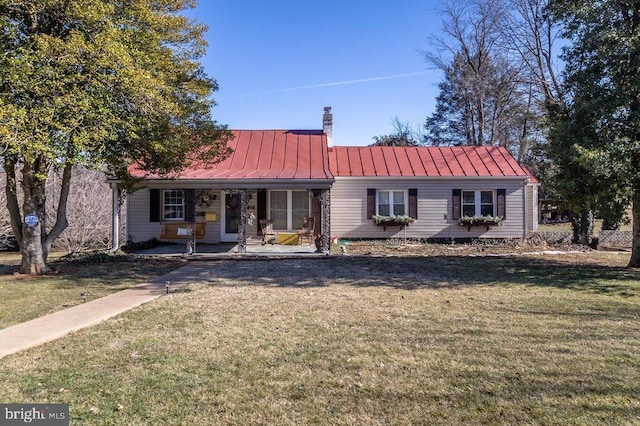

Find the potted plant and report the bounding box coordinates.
[372,214,415,230]
[458,215,503,231]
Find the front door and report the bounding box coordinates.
[221,192,240,242]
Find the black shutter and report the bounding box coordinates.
[257,189,267,235]
[149,189,160,222]
[497,189,506,219]
[184,189,195,222]
[367,189,376,219]
[452,189,461,220]
[408,188,418,219]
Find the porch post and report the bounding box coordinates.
[224,188,256,254]
[110,182,120,252]
[320,188,331,253]
[238,190,250,254]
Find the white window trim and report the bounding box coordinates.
[376,189,408,216]
[461,190,495,217]
[268,190,310,230]
[163,189,185,221]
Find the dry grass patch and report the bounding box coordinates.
[0,252,639,424]
[0,252,186,328]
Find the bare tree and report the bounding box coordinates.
[499,0,564,107]
[424,0,564,163]
[371,117,421,147]
[424,0,528,154]
[1,168,112,253]
[46,169,112,253]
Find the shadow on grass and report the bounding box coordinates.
[202,255,639,297]
[0,256,187,290]
[53,258,186,288]
[0,264,20,275]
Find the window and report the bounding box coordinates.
[480,190,494,216]
[269,190,309,230]
[270,190,288,229]
[377,190,407,216]
[163,190,184,220]
[461,190,495,217]
[291,191,309,229]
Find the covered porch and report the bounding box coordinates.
[114,127,336,253]
[111,183,333,254]
[131,240,329,258]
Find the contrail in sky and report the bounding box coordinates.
[233,71,430,99]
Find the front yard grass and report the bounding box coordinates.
[0,251,638,424]
[0,252,186,329]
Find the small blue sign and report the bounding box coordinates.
[25,214,39,227]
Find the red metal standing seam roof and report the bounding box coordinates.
[127,130,536,182]
[127,130,334,181]
[328,145,534,178]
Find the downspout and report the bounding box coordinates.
[522,181,528,239]
[532,185,539,232]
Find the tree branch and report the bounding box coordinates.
[43,162,72,256]
[4,157,23,247]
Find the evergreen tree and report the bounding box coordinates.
[0,0,232,274]
[549,0,640,265]
[371,118,419,147]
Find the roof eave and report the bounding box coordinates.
[120,177,335,190]
[333,175,533,181]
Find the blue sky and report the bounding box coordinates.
[193,1,443,146]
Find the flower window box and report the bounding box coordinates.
[459,215,503,231]
[372,215,415,231]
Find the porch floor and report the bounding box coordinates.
[133,238,324,259]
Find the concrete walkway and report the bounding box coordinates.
[0,262,218,359]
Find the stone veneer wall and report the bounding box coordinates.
[525,231,573,246]
[598,230,633,249]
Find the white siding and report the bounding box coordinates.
[128,180,534,243]
[330,178,527,239]
[126,189,161,243]
[126,188,268,244]
[127,188,225,244]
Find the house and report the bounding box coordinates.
[111,107,538,252]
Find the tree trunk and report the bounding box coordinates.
[571,210,594,246]
[5,159,73,275]
[4,157,23,248]
[21,219,47,274]
[629,188,640,267]
[43,163,72,258]
[5,157,73,275]
[19,161,49,274]
[477,96,485,145]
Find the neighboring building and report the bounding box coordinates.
[113,108,538,250]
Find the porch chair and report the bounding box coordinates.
[260,219,277,245]
[297,217,315,245]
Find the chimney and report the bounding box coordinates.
[323,106,333,148]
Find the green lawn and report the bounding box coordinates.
[0,252,185,329]
[0,250,638,425]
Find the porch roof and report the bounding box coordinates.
[128,129,334,181]
[328,145,534,179]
